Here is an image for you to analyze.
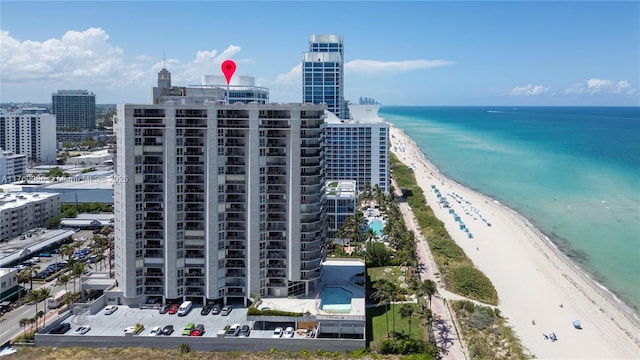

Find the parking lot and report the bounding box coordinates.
[53,304,295,339]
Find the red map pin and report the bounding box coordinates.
[221,60,236,85]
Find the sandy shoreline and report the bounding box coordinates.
[389,125,640,359]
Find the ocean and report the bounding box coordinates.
[379,106,640,315]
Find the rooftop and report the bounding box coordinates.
[0,192,58,210]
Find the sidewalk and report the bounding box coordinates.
[392,179,468,360]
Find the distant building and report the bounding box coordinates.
[0,192,60,242]
[52,90,96,130]
[324,104,390,194]
[358,97,379,105]
[0,107,57,164]
[57,129,113,143]
[325,180,357,240]
[0,151,27,183]
[303,34,349,120]
[152,68,269,105]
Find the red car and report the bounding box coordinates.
[190,324,205,336]
[167,304,179,315]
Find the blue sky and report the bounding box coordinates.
[1,1,639,105]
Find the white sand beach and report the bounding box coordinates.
[389,125,640,359]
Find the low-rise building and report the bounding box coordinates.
[0,192,60,242]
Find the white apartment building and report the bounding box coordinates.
[325,180,357,240]
[0,151,27,183]
[0,192,60,242]
[114,101,327,306]
[0,108,57,165]
[324,104,390,194]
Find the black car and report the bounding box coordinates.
[211,305,221,315]
[50,323,71,334]
[159,304,171,314]
[239,324,251,337]
[161,325,174,335]
[200,304,212,315]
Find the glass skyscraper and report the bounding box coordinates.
[52,90,96,130]
[302,34,348,120]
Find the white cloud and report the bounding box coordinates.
[273,64,301,84]
[0,28,253,102]
[345,59,454,73]
[565,78,637,95]
[509,84,550,96]
[1,28,140,85]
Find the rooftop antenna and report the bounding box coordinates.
[163,51,166,68]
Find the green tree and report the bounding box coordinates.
[399,303,417,337]
[372,278,393,338]
[26,265,40,290]
[56,274,71,304]
[419,279,438,311]
[16,269,31,304]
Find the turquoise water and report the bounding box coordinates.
[380,106,640,314]
[321,287,352,313]
[368,219,384,236]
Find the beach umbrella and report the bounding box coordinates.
[573,320,582,329]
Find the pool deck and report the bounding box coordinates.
[259,259,365,318]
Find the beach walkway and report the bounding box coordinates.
[391,178,468,360]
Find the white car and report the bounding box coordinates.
[104,305,118,315]
[283,326,294,338]
[73,325,91,335]
[123,326,136,335]
[149,326,162,336]
[272,327,283,338]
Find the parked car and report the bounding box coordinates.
[149,326,162,336]
[161,325,174,335]
[168,304,179,315]
[159,304,171,314]
[123,326,137,335]
[104,305,118,315]
[49,323,71,334]
[211,304,221,315]
[283,326,294,338]
[190,324,205,336]
[239,324,251,337]
[182,323,195,336]
[73,325,91,335]
[272,327,283,338]
[226,324,241,337]
[220,306,232,316]
[200,304,212,315]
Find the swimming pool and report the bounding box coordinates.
[320,287,352,313]
[368,219,384,236]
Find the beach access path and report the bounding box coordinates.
[391,177,468,360]
[389,125,640,359]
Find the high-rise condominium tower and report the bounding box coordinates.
[303,34,348,120]
[114,98,326,305]
[52,90,96,130]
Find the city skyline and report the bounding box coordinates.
[1,1,639,106]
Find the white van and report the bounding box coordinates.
[177,301,192,316]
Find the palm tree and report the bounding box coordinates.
[387,280,400,337]
[19,317,29,335]
[16,269,31,304]
[26,288,48,332]
[419,279,438,310]
[26,265,40,290]
[400,303,417,337]
[372,278,392,338]
[72,262,89,300]
[59,244,74,261]
[56,274,71,303]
